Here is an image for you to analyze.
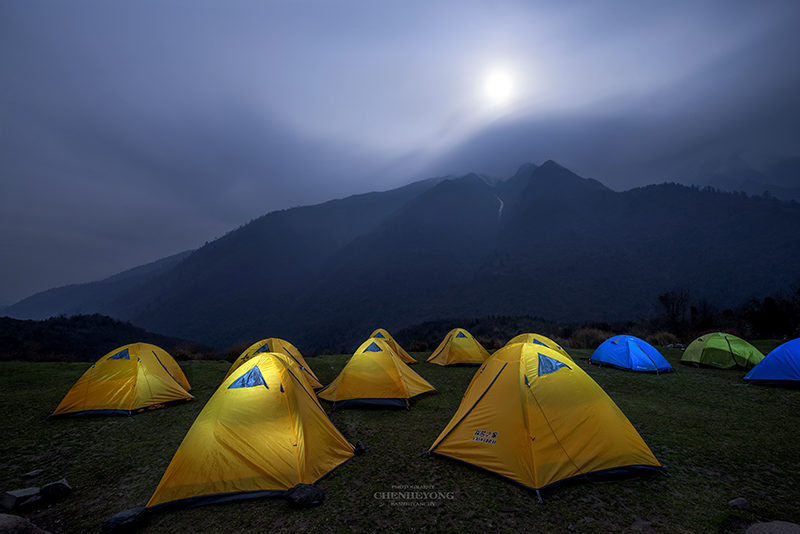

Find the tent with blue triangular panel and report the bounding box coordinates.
[426,343,663,498]
[370,328,417,364]
[52,343,193,417]
[427,328,490,366]
[744,338,800,387]
[590,335,673,373]
[317,337,434,409]
[146,353,356,509]
[505,333,572,361]
[224,338,322,389]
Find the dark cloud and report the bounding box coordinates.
[426,9,800,189]
[0,90,389,304]
[2,1,799,304]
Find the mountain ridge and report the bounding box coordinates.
[4,161,799,352]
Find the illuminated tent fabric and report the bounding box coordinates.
[317,338,435,409]
[225,338,322,389]
[147,353,356,509]
[427,343,663,495]
[504,333,572,361]
[370,328,417,364]
[52,343,193,417]
[590,335,673,373]
[427,328,490,366]
[744,338,800,387]
[253,351,320,395]
[681,332,764,369]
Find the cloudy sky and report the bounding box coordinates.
[2,1,799,305]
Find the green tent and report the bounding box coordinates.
[681,333,764,369]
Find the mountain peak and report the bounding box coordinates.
[459,172,501,188]
[513,162,538,178]
[423,173,494,199]
[530,160,609,191]
[539,159,565,170]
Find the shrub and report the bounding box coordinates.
[566,328,614,349]
[225,342,252,362]
[551,336,571,350]
[645,331,680,347]
[173,342,206,361]
[476,337,504,350]
[408,340,429,352]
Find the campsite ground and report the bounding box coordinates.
[1,343,798,533]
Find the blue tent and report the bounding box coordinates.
[590,335,673,373]
[744,338,800,387]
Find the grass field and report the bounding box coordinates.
[1,342,799,533]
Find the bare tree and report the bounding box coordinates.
[659,289,691,334]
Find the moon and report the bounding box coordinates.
[483,68,515,106]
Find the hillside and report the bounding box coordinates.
[4,161,800,352]
[0,314,211,362]
[3,250,193,319]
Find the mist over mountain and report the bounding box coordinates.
[674,154,800,202]
[5,161,800,353]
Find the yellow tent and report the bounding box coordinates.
[147,353,356,509]
[370,328,417,364]
[52,343,193,417]
[225,338,323,389]
[505,333,572,360]
[427,343,662,497]
[317,338,435,409]
[427,328,490,366]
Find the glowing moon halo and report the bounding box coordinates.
[483,68,515,106]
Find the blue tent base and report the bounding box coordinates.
[147,489,286,512]
[680,361,748,370]
[426,450,666,500]
[145,458,360,512]
[133,398,194,413]
[50,409,133,418]
[324,389,435,411]
[109,487,322,530]
[50,398,193,419]
[589,360,674,374]
[329,398,410,410]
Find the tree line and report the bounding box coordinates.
[397,284,800,352]
[2,283,798,362]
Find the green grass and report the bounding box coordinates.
[1,345,799,533]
